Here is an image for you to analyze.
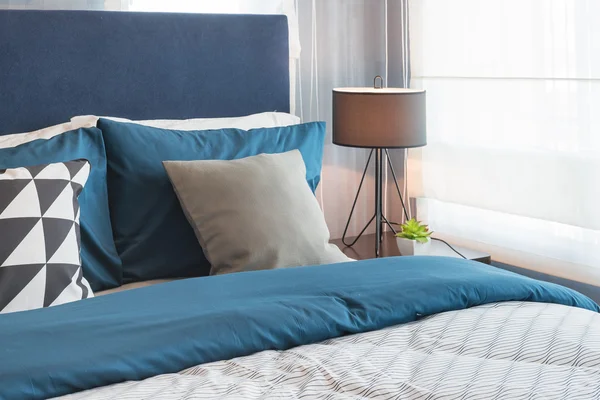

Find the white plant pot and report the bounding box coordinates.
[396,237,431,256]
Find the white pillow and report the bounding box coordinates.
[70,112,300,131]
[0,120,96,150]
[1,111,300,150]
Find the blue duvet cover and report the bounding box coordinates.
[0,256,597,400]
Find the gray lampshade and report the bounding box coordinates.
[332,88,427,149]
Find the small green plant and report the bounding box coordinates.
[395,218,432,243]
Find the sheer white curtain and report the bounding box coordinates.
[0,1,104,9]
[409,0,600,285]
[295,0,394,238]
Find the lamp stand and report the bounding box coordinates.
[341,148,410,257]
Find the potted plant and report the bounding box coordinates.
[395,218,432,255]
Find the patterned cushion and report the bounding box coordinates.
[0,160,93,313]
[0,127,122,292]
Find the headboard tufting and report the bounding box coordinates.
[0,10,290,135]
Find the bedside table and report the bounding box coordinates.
[331,232,491,264]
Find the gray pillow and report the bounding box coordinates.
[163,150,352,275]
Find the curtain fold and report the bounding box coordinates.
[295,0,389,238]
[409,0,600,284]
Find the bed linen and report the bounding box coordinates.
[0,128,121,292]
[1,256,596,400]
[70,111,300,131]
[98,119,326,283]
[58,301,600,399]
[0,119,95,150]
[163,151,352,275]
[0,160,93,314]
[94,279,180,296]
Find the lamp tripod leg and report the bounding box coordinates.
[341,148,411,258]
[375,149,383,257]
[382,215,397,235]
[341,149,374,247]
[343,214,376,248]
[385,149,410,222]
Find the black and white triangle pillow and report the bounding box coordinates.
[0,159,94,313]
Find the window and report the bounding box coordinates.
[409,0,600,284]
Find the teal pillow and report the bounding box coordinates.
[98,119,326,283]
[0,128,122,291]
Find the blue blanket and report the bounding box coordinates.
[0,257,597,399]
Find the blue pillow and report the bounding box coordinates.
[0,128,122,291]
[97,119,326,283]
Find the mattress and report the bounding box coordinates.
[58,301,600,399]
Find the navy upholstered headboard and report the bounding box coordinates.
[0,11,290,135]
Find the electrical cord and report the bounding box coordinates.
[388,221,467,259]
[431,237,467,259]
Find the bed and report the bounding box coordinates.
[0,10,599,400]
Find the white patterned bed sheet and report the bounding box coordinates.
[59,301,600,399]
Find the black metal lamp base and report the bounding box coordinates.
[341,148,410,257]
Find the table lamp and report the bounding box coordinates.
[332,76,426,257]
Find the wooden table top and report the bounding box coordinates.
[331,232,491,264]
